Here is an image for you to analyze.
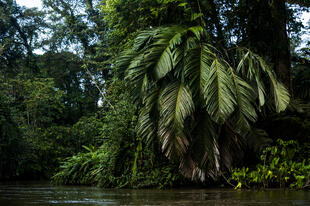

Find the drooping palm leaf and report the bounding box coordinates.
[204,59,236,124]
[254,53,290,112]
[146,26,203,80]
[158,81,194,158]
[116,49,139,79]
[136,87,160,146]
[133,28,159,51]
[227,66,257,134]
[236,49,266,107]
[142,26,187,80]
[184,43,215,98]
[237,49,290,111]
[270,80,290,113]
[183,111,218,180]
[218,124,245,170]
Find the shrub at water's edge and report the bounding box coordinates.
[52,80,189,188]
[231,139,310,189]
[51,144,188,188]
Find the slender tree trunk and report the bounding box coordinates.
[271,0,292,92]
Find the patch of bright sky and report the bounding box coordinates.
[302,12,310,23]
[301,12,310,48]
[16,0,43,54]
[16,0,42,9]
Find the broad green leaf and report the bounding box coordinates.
[137,88,160,145]
[228,66,257,134]
[191,13,203,21]
[204,59,236,124]
[158,81,194,158]
[178,2,188,7]
[184,43,214,98]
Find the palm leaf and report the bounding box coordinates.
[188,25,204,40]
[133,28,158,50]
[147,26,204,80]
[228,66,257,134]
[237,49,290,111]
[254,54,290,112]
[144,26,187,80]
[183,111,218,180]
[116,49,139,78]
[204,59,236,124]
[158,81,194,158]
[218,124,245,170]
[136,87,160,146]
[184,43,215,98]
[237,50,266,106]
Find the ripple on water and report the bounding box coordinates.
[0,183,310,206]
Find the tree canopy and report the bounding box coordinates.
[0,0,309,187]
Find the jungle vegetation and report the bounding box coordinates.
[0,0,310,189]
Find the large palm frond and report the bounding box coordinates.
[228,65,257,134]
[237,49,290,112]
[204,59,237,124]
[183,111,218,180]
[158,81,194,158]
[136,87,160,146]
[118,25,290,182]
[184,43,214,99]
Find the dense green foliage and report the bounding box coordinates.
[1,0,310,189]
[231,139,310,189]
[0,90,24,178]
[52,145,186,188]
[52,81,186,188]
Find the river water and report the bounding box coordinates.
[0,182,309,206]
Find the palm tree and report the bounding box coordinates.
[117,25,290,181]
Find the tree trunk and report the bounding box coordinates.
[246,0,292,91]
[271,0,292,92]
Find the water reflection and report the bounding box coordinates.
[0,182,309,206]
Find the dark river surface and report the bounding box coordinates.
[0,182,310,206]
